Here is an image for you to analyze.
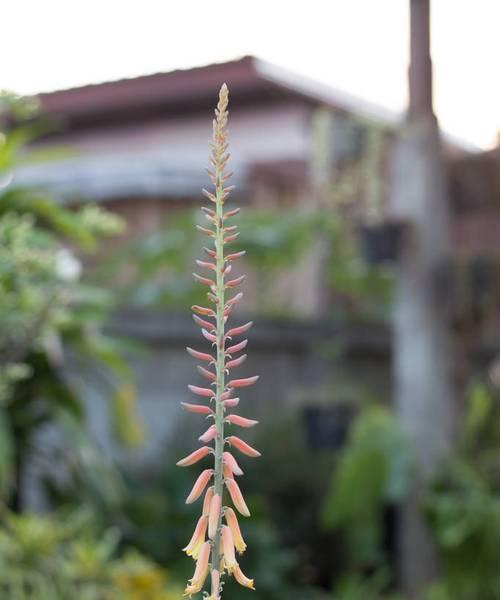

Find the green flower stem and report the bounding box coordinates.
[211,124,226,588]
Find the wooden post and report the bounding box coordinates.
[390,0,454,595]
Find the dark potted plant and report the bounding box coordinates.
[355,124,407,265]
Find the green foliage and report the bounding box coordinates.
[331,570,402,600]
[423,383,500,600]
[0,92,140,507]
[320,214,394,322]
[322,406,410,567]
[233,209,314,270]
[91,211,207,308]
[0,510,182,599]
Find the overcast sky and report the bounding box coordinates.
[2,0,498,148]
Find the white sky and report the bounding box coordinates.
[1,0,498,149]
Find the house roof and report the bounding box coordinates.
[38,55,400,128]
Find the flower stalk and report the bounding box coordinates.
[178,84,260,598]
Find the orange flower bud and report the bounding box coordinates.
[184,541,210,596]
[227,376,259,389]
[202,486,214,516]
[180,402,212,415]
[208,493,222,540]
[226,321,253,337]
[209,568,221,600]
[221,525,238,573]
[199,425,217,443]
[186,347,214,362]
[226,414,258,428]
[225,507,247,554]
[223,451,244,476]
[183,515,208,559]
[223,397,240,408]
[233,564,255,590]
[225,339,248,355]
[225,478,250,517]
[186,469,214,504]
[188,384,214,398]
[225,354,247,370]
[176,446,212,467]
[227,436,261,458]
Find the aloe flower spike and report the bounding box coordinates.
[179,84,258,597]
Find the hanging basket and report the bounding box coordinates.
[358,220,406,266]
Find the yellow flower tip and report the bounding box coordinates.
[221,525,238,574]
[233,564,255,590]
[182,515,208,559]
[184,541,210,596]
[224,507,247,554]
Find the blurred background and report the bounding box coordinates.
[0,1,499,598]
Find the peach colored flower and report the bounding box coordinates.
[222,451,244,476]
[181,402,213,415]
[233,564,255,590]
[225,478,250,517]
[208,493,222,540]
[202,486,214,516]
[209,569,221,600]
[224,507,247,554]
[186,469,214,504]
[226,414,258,428]
[184,541,210,597]
[226,436,261,458]
[183,515,208,559]
[227,376,259,388]
[177,446,212,467]
[199,425,217,443]
[220,525,238,574]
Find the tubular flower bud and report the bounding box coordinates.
[191,305,215,317]
[225,292,243,308]
[225,339,248,354]
[224,507,247,554]
[208,493,222,540]
[220,525,238,574]
[202,487,214,516]
[184,541,211,597]
[226,414,259,428]
[223,451,244,476]
[226,436,261,458]
[193,314,215,330]
[181,402,213,415]
[183,515,208,559]
[225,478,251,517]
[225,354,247,370]
[186,347,214,362]
[225,275,246,288]
[199,425,217,443]
[233,564,255,590]
[227,376,259,389]
[226,250,246,261]
[186,469,214,504]
[202,329,217,343]
[223,462,233,479]
[197,365,217,381]
[177,446,212,467]
[223,397,240,408]
[226,322,253,337]
[180,84,261,598]
[208,569,221,600]
[188,384,214,398]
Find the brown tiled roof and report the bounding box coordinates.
[38,55,400,128]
